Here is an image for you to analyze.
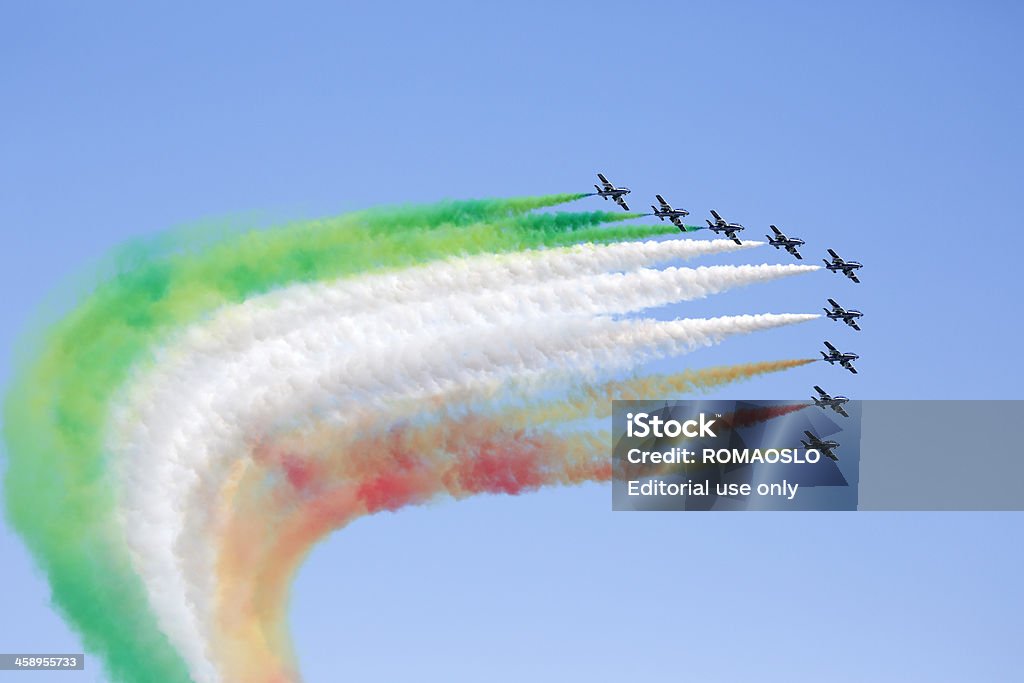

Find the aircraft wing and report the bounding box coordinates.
[786,244,803,259]
[803,430,821,445]
[846,271,861,283]
[828,248,840,259]
[730,232,743,245]
[614,195,630,211]
[846,319,861,331]
[822,446,839,461]
[710,209,723,222]
[842,361,858,374]
[834,404,850,418]
[827,298,840,309]
[824,341,839,352]
[655,194,671,210]
[770,225,783,236]
[814,385,828,397]
[596,173,613,190]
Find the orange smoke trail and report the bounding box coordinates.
[502,358,816,427]
[215,419,606,682]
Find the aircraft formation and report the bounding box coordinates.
[593,172,866,462]
[593,173,862,270]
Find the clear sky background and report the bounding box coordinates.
[2,2,1022,681]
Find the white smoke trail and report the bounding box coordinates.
[193,263,817,368]
[108,251,814,683]
[196,238,761,350]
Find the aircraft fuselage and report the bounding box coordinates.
[770,237,803,248]
[711,224,743,233]
[827,310,863,320]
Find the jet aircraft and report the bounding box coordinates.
[593,173,631,211]
[811,385,850,417]
[651,194,690,229]
[824,249,862,283]
[766,225,804,259]
[706,209,745,245]
[801,430,840,461]
[821,341,859,374]
[824,298,863,331]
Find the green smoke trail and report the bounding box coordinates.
[355,192,591,230]
[2,193,669,682]
[546,222,679,245]
[508,209,643,231]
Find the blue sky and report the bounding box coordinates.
[2,2,1022,681]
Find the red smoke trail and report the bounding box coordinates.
[716,402,808,429]
[215,418,606,682]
